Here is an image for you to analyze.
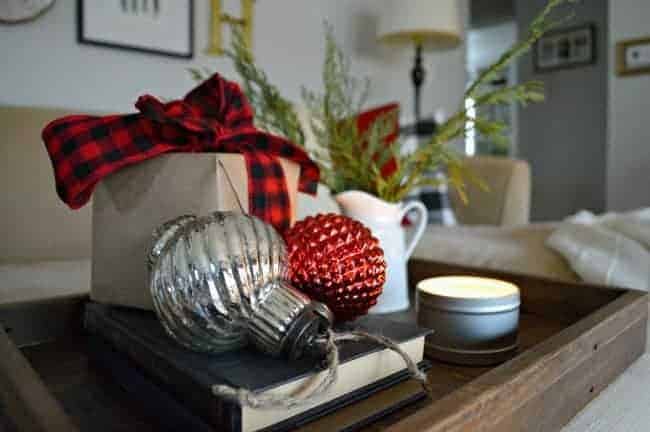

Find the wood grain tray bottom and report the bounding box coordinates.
[0,260,647,432]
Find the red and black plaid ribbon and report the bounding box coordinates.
[42,73,319,233]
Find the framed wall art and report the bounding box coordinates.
[77,0,194,58]
[617,37,650,76]
[534,24,595,72]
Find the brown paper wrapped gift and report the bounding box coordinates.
[91,153,300,310]
[42,73,317,310]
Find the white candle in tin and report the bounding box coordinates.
[418,276,519,299]
[416,276,521,366]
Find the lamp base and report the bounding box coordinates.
[411,43,425,125]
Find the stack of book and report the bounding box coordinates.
[85,303,430,432]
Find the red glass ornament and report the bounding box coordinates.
[284,213,386,322]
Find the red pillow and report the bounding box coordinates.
[354,103,400,178]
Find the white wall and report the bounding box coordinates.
[467,21,517,75]
[466,21,518,156]
[0,0,467,122]
[607,0,650,211]
[516,0,608,221]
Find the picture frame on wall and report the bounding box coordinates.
[77,0,194,59]
[617,37,650,76]
[534,24,595,72]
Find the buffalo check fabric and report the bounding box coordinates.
[414,171,457,225]
[42,73,319,233]
[401,132,457,226]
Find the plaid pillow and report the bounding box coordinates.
[411,171,457,226]
[401,131,457,226]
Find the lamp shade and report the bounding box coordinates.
[377,0,462,50]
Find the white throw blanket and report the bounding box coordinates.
[547,209,650,291]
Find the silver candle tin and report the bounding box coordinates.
[416,276,520,366]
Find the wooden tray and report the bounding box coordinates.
[0,259,647,432]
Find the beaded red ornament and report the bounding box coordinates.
[284,213,386,322]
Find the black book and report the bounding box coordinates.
[85,303,430,432]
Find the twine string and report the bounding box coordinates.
[212,329,429,410]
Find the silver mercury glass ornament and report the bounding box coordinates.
[148,211,334,359]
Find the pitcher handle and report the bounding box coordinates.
[400,201,428,261]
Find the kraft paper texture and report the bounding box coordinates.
[91,153,299,310]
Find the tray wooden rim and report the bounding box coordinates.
[1,259,647,432]
[393,259,648,432]
[392,291,646,431]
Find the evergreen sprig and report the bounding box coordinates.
[301,24,374,193]
[190,0,576,203]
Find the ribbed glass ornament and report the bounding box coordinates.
[148,211,332,357]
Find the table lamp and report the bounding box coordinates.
[377,0,462,132]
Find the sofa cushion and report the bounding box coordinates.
[1,106,92,262]
[0,259,90,305]
[413,224,579,283]
[449,156,531,227]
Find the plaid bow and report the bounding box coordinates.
[42,73,319,233]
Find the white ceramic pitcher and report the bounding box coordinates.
[335,191,428,313]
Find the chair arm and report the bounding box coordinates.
[450,156,531,226]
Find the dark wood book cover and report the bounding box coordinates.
[84,303,429,431]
